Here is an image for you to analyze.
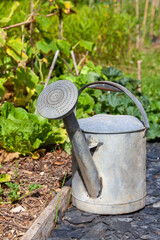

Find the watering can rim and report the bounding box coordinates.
[78,114,145,134]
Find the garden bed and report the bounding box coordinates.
[0,149,72,240]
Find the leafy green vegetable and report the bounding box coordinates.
[102,67,122,80]
[0,102,67,154]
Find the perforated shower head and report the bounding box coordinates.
[37,80,78,119]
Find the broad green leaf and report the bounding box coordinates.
[33,138,42,149]
[102,67,122,80]
[56,40,70,56]
[0,174,11,183]
[0,78,7,97]
[36,16,51,29]
[6,47,21,62]
[7,38,23,55]
[53,128,67,144]
[17,67,39,89]
[0,29,6,47]
[79,40,94,51]
[36,39,58,54]
[107,94,120,108]
[1,102,15,118]
[78,93,94,114]
[148,113,160,124]
[147,124,160,139]
[87,72,100,82]
[150,100,160,111]
[93,103,102,114]
[126,106,140,117]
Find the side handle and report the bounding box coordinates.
[79,81,150,135]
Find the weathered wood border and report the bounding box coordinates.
[21,186,71,240]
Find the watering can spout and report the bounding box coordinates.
[63,112,101,198]
[36,80,101,198]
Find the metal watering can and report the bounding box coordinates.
[37,80,149,214]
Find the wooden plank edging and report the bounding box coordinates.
[21,186,71,240]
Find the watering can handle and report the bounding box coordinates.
[79,81,150,135]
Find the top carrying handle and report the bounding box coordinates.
[79,81,150,135]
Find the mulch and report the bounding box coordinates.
[0,149,72,240]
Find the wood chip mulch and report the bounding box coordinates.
[0,149,72,240]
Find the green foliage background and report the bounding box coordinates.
[0,0,159,154]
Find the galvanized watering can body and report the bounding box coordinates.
[37,80,149,215]
[72,116,146,214]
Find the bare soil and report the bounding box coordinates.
[0,149,72,240]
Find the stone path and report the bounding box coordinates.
[47,142,160,240]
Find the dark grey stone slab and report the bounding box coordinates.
[64,208,96,224]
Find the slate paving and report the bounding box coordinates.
[47,142,160,240]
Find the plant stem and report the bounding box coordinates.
[136,0,140,49]
[141,0,149,46]
[78,51,89,75]
[30,0,34,71]
[44,50,59,88]
[150,0,156,36]
[71,50,79,76]
[137,60,142,92]
[2,12,58,30]
[62,58,75,76]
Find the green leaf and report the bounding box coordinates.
[6,182,20,192]
[78,93,95,114]
[0,29,7,47]
[148,113,160,124]
[147,124,160,139]
[17,67,39,89]
[33,138,42,149]
[62,138,71,154]
[36,39,58,54]
[7,38,23,55]
[28,183,42,192]
[0,102,67,154]
[79,40,94,51]
[107,94,120,108]
[102,67,122,80]
[56,40,70,56]
[8,190,20,203]
[6,47,21,61]
[150,100,160,111]
[0,174,11,183]
[87,72,100,82]
[93,103,102,114]
[36,16,51,29]
[1,102,15,118]
[0,78,7,97]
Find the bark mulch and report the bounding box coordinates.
[0,149,72,240]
